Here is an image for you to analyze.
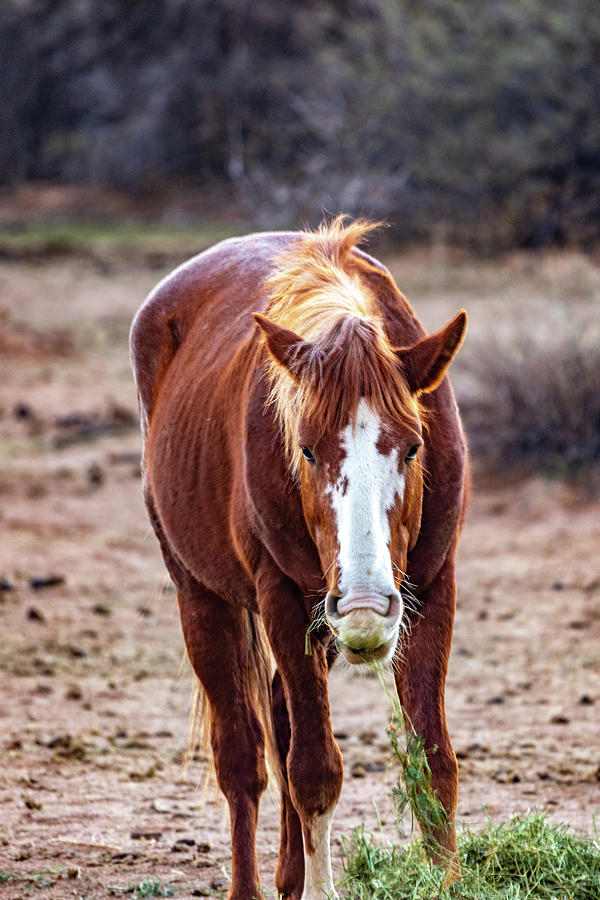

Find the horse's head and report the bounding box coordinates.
[255,308,466,665]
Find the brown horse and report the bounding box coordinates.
[130,219,468,900]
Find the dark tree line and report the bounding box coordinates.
[2,0,600,246]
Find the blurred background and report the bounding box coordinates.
[2,0,600,248]
[1,2,600,897]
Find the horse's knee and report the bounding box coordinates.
[287,740,343,823]
[215,753,268,802]
[211,711,268,801]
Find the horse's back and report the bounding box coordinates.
[130,231,297,432]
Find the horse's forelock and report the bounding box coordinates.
[265,314,420,474]
[262,218,419,473]
[300,315,420,439]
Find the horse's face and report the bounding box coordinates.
[255,307,466,665]
[298,399,423,664]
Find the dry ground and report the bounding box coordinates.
[1,243,599,899]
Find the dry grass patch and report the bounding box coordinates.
[461,309,600,482]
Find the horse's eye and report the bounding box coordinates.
[405,445,420,462]
[301,446,316,463]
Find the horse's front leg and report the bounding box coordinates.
[257,568,342,900]
[272,642,339,898]
[395,547,460,881]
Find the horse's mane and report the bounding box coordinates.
[262,217,421,473]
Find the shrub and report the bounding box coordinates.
[461,313,600,480]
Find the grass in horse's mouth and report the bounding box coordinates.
[371,664,449,855]
[304,612,330,655]
[341,644,391,666]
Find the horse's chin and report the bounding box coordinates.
[333,607,401,667]
[340,633,397,666]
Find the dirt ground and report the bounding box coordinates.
[1,245,599,899]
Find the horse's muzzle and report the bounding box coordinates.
[325,590,402,664]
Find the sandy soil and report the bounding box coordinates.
[1,249,599,899]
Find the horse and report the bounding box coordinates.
[130,218,468,900]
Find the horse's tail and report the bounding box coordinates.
[129,287,181,440]
[246,610,285,790]
[185,609,284,795]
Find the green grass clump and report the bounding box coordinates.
[340,813,600,899]
[340,666,600,898]
[132,877,174,898]
[461,814,600,898]
[0,867,67,887]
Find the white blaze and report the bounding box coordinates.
[328,399,404,603]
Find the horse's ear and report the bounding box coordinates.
[253,313,316,379]
[396,310,467,393]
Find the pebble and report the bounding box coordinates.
[172,838,196,851]
[27,607,46,622]
[87,462,104,486]
[65,685,83,700]
[29,575,65,590]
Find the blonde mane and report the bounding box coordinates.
[261,217,420,473]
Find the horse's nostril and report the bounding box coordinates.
[326,593,341,619]
[387,593,401,618]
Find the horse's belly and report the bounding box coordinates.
[149,472,258,608]
[144,379,257,608]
